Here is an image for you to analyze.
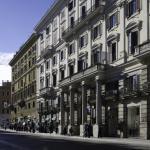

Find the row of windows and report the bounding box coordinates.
[40,0,140,42]
[12,44,36,73]
[12,82,36,102]
[14,101,36,114]
[108,0,140,30]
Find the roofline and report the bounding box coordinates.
[34,0,64,32]
[9,33,39,66]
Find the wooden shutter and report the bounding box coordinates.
[85,34,88,45]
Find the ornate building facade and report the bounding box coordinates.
[0,81,11,126]
[8,0,149,139]
[9,33,39,123]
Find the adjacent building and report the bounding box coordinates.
[34,0,150,139]
[9,33,39,123]
[0,81,11,126]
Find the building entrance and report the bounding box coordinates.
[108,107,118,137]
[127,106,140,137]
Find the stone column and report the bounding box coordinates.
[93,76,102,137]
[58,89,65,134]
[80,81,87,136]
[123,103,128,138]
[67,86,75,134]
[147,65,150,139]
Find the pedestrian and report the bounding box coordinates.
[69,126,73,136]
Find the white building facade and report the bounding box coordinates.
[35,0,150,139]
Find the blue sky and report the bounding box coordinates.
[0,0,54,84]
[0,0,54,53]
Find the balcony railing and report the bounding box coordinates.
[119,85,142,99]
[134,41,150,60]
[62,3,105,39]
[105,90,118,100]
[40,45,54,59]
[59,63,105,87]
[40,87,57,99]
[143,82,150,93]
[38,106,59,114]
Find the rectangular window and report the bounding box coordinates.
[61,10,65,20]
[128,31,138,54]
[40,34,43,41]
[110,14,116,29]
[80,34,88,48]
[93,26,99,40]
[60,70,65,80]
[46,26,50,35]
[46,61,50,70]
[40,65,44,73]
[127,0,139,17]
[81,6,86,19]
[112,43,117,62]
[53,56,57,66]
[60,51,64,61]
[92,50,100,65]
[69,65,74,76]
[68,1,74,11]
[68,43,75,55]
[95,0,100,8]
[53,74,57,87]
[70,17,75,28]
[46,76,50,87]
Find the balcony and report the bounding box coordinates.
[40,87,57,99]
[105,90,118,101]
[59,63,105,87]
[134,41,150,64]
[38,105,59,115]
[62,3,105,40]
[119,86,142,99]
[40,45,54,59]
[143,82,150,94]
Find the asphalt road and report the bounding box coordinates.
[0,131,148,150]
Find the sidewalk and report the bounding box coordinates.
[1,128,150,149]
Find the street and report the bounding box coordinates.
[0,130,149,150]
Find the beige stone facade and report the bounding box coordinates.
[9,33,39,123]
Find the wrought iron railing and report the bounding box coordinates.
[62,3,104,38]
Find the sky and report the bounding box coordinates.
[0,0,54,85]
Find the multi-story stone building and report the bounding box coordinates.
[0,81,11,126]
[9,33,39,123]
[35,0,150,139]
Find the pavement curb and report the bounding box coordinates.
[1,129,150,149]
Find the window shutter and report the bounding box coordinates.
[64,50,66,59]
[136,0,140,11]
[110,45,112,63]
[73,43,75,53]
[126,2,129,18]
[128,32,132,54]
[106,17,110,30]
[99,23,102,36]
[116,11,120,25]
[56,56,57,65]
[79,38,81,48]
[85,34,88,45]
